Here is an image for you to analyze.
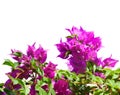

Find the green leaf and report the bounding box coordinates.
[56,70,76,81]
[42,77,51,84]
[4,88,16,95]
[42,62,48,67]
[3,59,17,69]
[87,61,97,73]
[48,84,55,95]
[9,76,19,85]
[66,35,74,39]
[112,74,119,79]
[36,67,44,76]
[104,69,112,77]
[114,82,120,89]
[35,82,47,95]
[93,64,97,73]
[91,75,103,84]
[13,52,23,57]
[106,79,115,87]
[0,83,4,87]
[65,50,71,58]
[38,87,47,95]
[56,71,62,78]
[0,88,3,92]
[30,58,44,76]
[115,68,120,74]
[96,66,103,71]
[31,58,37,68]
[8,76,29,95]
[16,79,29,95]
[36,80,43,87]
[36,80,46,90]
[93,89,103,95]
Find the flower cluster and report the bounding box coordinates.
[1,44,58,95]
[56,26,118,74]
[0,26,120,95]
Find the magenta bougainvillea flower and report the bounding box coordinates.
[94,72,106,79]
[27,43,47,63]
[56,26,103,73]
[56,40,70,59]
[7,65,31,79]
[4,79,21,90]
[69,57,86,73]
[11,43,47,64]
[0,92,6,95]
[54,79,71,95]
[27,43,36,57]
[30,84,36,95]
[66,26,95,44]
[102,55,118,68]
[56,26,118,74]
[34,46,47,63]
[44,61,57,79]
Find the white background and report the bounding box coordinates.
[0,0,120,82]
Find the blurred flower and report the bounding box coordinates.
[69,57,86,74]
[42,85,49,92]
[56,40,70,59]
[0,92,6,95]
[4,79,21,90]
[30,84,36,95]
[54,79,71,95]
[27,43,36,57]
[34,45,47,63]
[102,55,118,68]
[7,65,31,79]
[95,72,106,79]
[27,43,47,63]
[44,62,57,79]
[89,37,102,51]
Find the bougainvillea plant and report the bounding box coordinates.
[0,26,120,95]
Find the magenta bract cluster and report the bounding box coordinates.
[56,26,118,74]
[5,44,58,94]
